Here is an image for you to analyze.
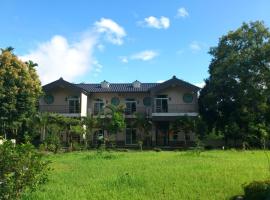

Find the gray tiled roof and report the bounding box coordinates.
[76,83,159,93]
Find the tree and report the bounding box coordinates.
[199,21,270,147]
[82,116,97,148]
[98,104,125,147]
[0,48,42,142]
[170,116,195,147]
[134,113,152,150]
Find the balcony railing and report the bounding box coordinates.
[39,105,80,114]
[125,106,151,116]
[90,106,151,116]
[153,104,197,113]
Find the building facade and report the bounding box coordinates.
[39,76,200,148]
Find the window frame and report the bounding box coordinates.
[125,127,137,145]
[93,99,104,115]
[125,99,137,115]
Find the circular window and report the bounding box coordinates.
[44,95,54,104]
[111,97,120,106]
[143,97,151,106]
[183,93,193,103]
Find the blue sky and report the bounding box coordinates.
[1,0,270,86]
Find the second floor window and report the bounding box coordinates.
[155,95,168,113]
[125,98,136,115]
[68,96,80,113]
[94,99,104,115]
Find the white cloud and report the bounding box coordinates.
[20,35,97,84]
[20,18,126,84]
[94,18,126,45]
[119,56,129,63]
[131,50,158,61]
[157,80,165,83]
[189,41,201,52]
[141,16,170,29]
[195,82,205,88]
[176,7,189,18]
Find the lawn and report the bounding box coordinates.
[23,150,270,200]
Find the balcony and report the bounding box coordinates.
[39,105,81,117]
[152,104,198,117]
[125,106,151,117]
[89,106,151,117]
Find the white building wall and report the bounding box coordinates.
[80,93,87,117]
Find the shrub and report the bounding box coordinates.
[39,143,46,152]
[72,142,82,151]
[153,147,162,152]
[44,133,61,153]
[243,180,270,200]
[0,141,50,200]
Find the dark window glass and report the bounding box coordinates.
[183,93,193,103]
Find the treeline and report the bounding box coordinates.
[199,21,270,148]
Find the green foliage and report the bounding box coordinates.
[243,180,270,200]
[170,116,196,147]
[0,141,50,200]
[104,104,126,135]
[153,147,162,152]
[134,113,152,148]
[97,105,125,147]
[199,21,270,146]
[0,48,42,142]
[82,116,97,146]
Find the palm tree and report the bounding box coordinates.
[33,112,50,141]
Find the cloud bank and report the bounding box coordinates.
[20,18,126,84]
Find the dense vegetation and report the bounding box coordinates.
[199,21,270,148]
[0,141,50,200]
[0,47,42,143]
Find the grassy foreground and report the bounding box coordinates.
[23,150,270,200]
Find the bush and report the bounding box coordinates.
[153,147,162,152]
[243,180,270,200]
[72,142,82,151]
[0,141,50,200]
[44,133,61,153]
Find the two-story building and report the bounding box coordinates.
[39,76,200,148]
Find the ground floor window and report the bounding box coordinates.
[126,128,137,145]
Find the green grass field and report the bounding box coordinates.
[23,150,270,200]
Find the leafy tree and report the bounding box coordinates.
[199,21,270,147]
[98,104,125,147]
[170,116,195,147]
[82,116,97,148]
[134,113,152,150]
[0,48,42,142]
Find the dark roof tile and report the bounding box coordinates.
[76,83,158,93]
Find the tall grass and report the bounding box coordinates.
[23,150,269,200]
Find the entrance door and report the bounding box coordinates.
[156,122,169,146]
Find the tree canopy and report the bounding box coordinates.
[199,21,270,146]
[0,48,42,140]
